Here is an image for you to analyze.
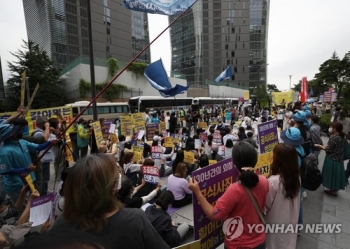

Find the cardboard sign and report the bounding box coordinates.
[120,116,132,136]
[255,152,273,177]
[146,124,157,141]
[164,137,173,147]
[92,121,104,147]
[142,166,160,185]
[173,240,201,249]
[134,121,145,132]
[132,113,144,124]
[134,151,142,163]
[213,131,222,144]
[25,174,36,192]
[198,122,208,130]
[257,120,278,154]
[173,137,180,144]
[30,193,54,227]
[208,160,217,165]
[195,139,201,149]
[159,122,166,132]
[184,151,194,164]
[65,133,74,162]
[192,159,238,248]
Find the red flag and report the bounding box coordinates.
[300,77,308,102]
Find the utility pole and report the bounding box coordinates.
[289,75,292,90]
[87,0,98,120]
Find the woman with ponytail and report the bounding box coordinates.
[145,190,189,248]
[189,142,269,249]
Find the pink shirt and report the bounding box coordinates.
[166,175,192,200]
[213,175,269,249]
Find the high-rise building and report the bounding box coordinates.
[169,0,269,95]
[22,0,150,71]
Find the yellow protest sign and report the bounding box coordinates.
[92,121,104,147]
[172,137,179,144]
[120,116,132,136]
[65,133,74,162]
[255,152,273,177]
[243,90,250,100]
[132,113,144,124]
[209,160,217,165]
[184,151,194,164]
[134,121,145,132]
[159,122,166,131]
[26,83,40,113]
[25,174,36,192]
[20,70,26,106]
[173,240,200,249]
[110,134,118,144]
[132,146,144,153]
[164,137,173,147]
[0,106,74,135]
[271,91,293,106]
[198,122,207,129]
[134,151,142,163]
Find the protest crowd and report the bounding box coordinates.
[0,98,348,249]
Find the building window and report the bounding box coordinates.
[106,26,110,34]
[106,46,110,52]
[104,0,108,6]
[232,75,235,80]
[225,44,228,49]
[243,2,245,9]
[232,27,235,33]
[227,60,230,65]
[232,51,235,57]
[234,67,237,73]
[227,19,230,25]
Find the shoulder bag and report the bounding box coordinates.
[239,182,266,225]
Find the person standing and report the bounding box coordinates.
[292,111,311,156]
[68,114,79,162]
[77,118,90,159]
[0,124,58,203]
[144,111,150,126]
[265,144,300,249]
[310,115,322,160]
[315,122,347,196]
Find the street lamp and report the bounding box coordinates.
[289,75,292,90]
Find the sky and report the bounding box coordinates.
[1,0,350,92]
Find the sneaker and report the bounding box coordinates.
[302,191,307,199]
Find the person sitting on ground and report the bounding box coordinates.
[244,132,258,149]
[145,191,189,248]
[167,162,192,208]
[209,146,224,162]
[116,179,161,209]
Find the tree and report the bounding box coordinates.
[292,80,301,92]
[2,40,65,111]
[314,51,349,99]
[267,84,281,92]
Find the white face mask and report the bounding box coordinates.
[328,128,333,133]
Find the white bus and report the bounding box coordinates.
[66,101,129,120]
[129,96,193,113]
[192,97,239,106]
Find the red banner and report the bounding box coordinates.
[300,77,308,102]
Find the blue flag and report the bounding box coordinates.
[122,0,197,16]
[215,66,232,82]
[144,59,188,97]
[309,88,314,97]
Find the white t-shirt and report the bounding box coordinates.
[165,116,170,129]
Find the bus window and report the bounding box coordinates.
[72,107,79,114]
[122,106,129,113]
[97,106,109,114]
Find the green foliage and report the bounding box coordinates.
[2,40,65,111]
[267,84,281,92]
[78,79,129,101]
[106,57,120,79]
[319,113,332,129]
[126,62,147,77]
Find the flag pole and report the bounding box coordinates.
[34,1,199,165]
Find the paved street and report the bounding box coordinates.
[48,136,350,249]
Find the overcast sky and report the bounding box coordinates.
[1,0,350,92]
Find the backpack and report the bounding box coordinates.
[297,152,322,191]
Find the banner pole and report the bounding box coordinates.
[34,2,198,165]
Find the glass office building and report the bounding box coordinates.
[23,0,150,71]
[169,0,269,92]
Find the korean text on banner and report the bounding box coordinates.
[184,151,194,164]
[142,166,160,185]
[271,91,293,106]
[257,120,278,154]
[199,133,208,141]
[213,131,222,144]
[101,120,112,140]
[192,158,239,248]
[92,121,104,147]
[254,152,273,177]
[164,137,173,147]
[146,124,157,141]
[30,193,54,227]
[159,122,166,132]
[132,113,144,124]
[134,121,146,132]
[0,106,73,135]
[151,146,162,160]
[120,116,132,136]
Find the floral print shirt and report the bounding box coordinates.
[326,134,345,162]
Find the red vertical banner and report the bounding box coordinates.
[300,77,308,102]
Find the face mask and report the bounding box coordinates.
[328,128,333,133]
